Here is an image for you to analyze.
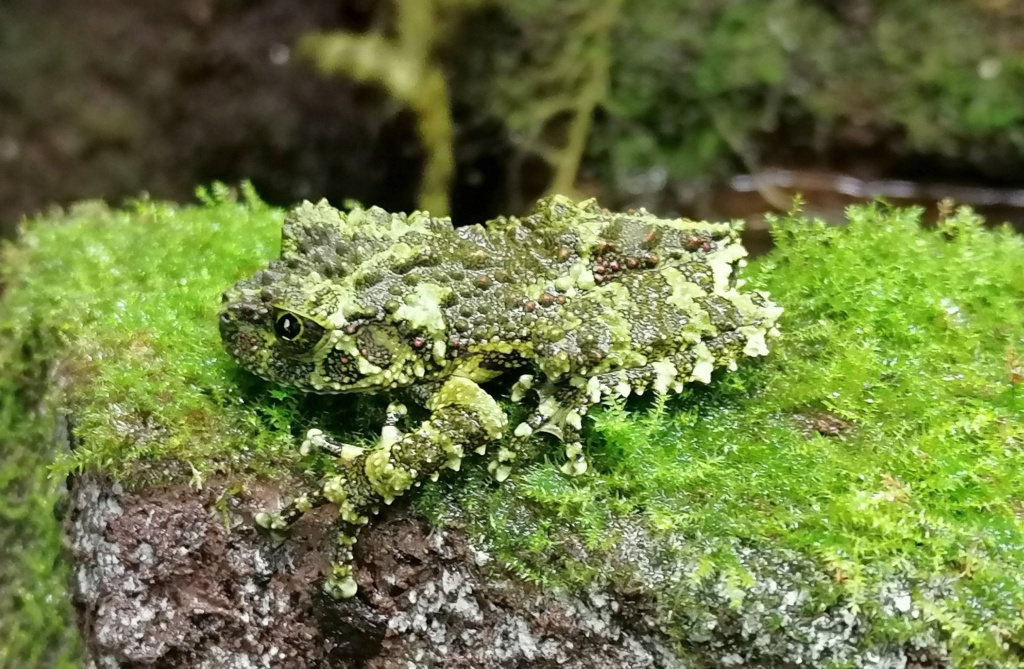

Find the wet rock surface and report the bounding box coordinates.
[66,475,683,669]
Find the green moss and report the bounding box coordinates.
[1,186,311,487]
[0,185,304,665]
[0,398,81,667]
[3,192,1023,665]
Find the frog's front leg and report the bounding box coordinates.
[261,376,508,598]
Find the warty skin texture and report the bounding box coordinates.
[220,195,782,597]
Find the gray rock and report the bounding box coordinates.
[66,475,687,669]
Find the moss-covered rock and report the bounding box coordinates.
[2,188,1023,666]
[425,202,1024,664]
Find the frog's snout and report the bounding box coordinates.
[218,296,270,346]
[218,309,236,342]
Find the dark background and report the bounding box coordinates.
[4,0,1024,239]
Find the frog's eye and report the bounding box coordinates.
[274,311,303,341]
[270,308,329,357]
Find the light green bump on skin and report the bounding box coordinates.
[395,282,453,341]
[365,446,416,504]
[510,374,534,402]
[688,342,715,385]
[659,266,705,307]
[323,475,369,525]
[651,360,678,394]
[428,376,508,442]
[706,241,749,291]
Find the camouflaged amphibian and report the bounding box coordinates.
[220,195,783,598]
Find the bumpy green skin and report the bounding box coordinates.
[220,194,782,597]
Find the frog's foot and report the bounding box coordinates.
[254,426,379,533]
[384,401,409,427]
[497,383,587,479]
[488,408,546,482]
[257,486,365,599]
[251,481,366,599]
[300,427,343,457]
[253,425,352,530]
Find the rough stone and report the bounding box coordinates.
[67,475,686,669]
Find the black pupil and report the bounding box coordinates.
[275,313,301,340]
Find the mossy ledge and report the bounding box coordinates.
[2,186,1023,667]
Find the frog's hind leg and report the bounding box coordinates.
[501,347,719,477]
[497,379,593,477]
[493,380,592,479]
[500,379,611,478]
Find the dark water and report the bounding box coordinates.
[706,167,1024,257]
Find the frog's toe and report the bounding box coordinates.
[324,570,359,599]
[560,441,588,476]
[254,510,285,531]
[487,444,518,482]
[560,458,588,477]
[384,402,409,427]
[301,427,346,457]
[488,460,513,483]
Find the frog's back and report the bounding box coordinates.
[501,197,778,377]
[273,196,740,293]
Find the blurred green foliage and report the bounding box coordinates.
[298,1,456,215]
[300,1,1024,203]
[300,0,622,213]
[602,0,1024,184]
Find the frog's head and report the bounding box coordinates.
[220,263,447,394]
[221,200,458,392]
